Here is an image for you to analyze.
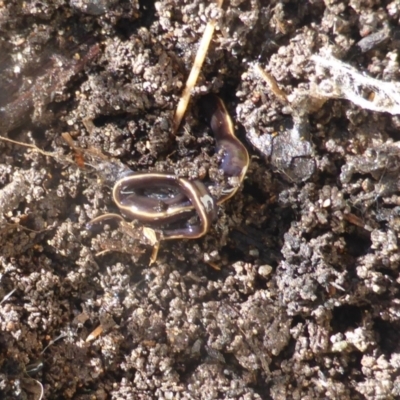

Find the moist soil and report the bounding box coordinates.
[1,0,400,399]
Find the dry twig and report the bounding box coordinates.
[254,63,288,103]
[173,0,224,133]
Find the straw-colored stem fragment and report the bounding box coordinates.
[173,0,224,133]
[254,63,288,103]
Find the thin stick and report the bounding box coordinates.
[254,64,288,103]
[0,135,75,164]
[173,0,224,133]
[0,288,17,305]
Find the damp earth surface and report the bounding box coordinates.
[1,0,400,399]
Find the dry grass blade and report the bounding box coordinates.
[86,325,104,342]
[0,288,17,305]
[0,135,75,164]
[254,63,288,103]
[173,0,224,133]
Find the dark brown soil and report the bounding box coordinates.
[1,0,400,399]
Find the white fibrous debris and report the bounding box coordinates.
[312,54,400,115]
